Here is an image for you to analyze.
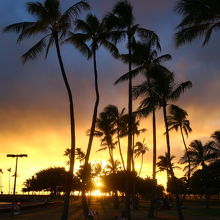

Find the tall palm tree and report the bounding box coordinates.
[106,2,160,218]
[128,40,171,217]
[150,69,192,220]
[3,1,90,219]
[65,14,118,218]
[167,104,192,180]
[134,140,148,176]
[175,0,220,46]
[180,140,216,208]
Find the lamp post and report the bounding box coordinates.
[7,154,28,215]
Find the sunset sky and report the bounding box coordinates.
[0,0,220,193]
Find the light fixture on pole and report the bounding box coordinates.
[7,154,28,215]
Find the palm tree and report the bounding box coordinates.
[101,105,126,171]
[134,140,148,176]
[128,40,171,218]
[175,0,220,46]
[65,14,118,218]
[106,2,160,218]
[3,1,90,219]
[180,140,216,208]
[157,153,180,184]
[95,109,116,166]
[105,159,122,175]
[180,140,216,175]
[211,131,220,154]
[150,69,192,220]
[167,104,192,180]
[64,147,85,165]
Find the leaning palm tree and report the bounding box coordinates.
[180,140,216,208]
[167,104,192,180]
[150,69,192,220]
[3,1,90,219]
[175,0,220,47]
[106,2,160,218]
[134,140,148,176]
[65,15,118,217]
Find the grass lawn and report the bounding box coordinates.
[0,199,220,219]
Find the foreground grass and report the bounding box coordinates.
[0,198,220,219]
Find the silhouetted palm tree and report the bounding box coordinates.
[64,147,85,165]
[65,14,118,217]
[3,1,90,219]
[134,140,148,176]
[106,2,160,217]
[180,140,216,175]
[102,105,126,170]
[211,131,220,154]
[105,159,122,175]
[129,40,171,217]
[157,153,180,184]
[167,104,192,180]
[95,110,116,165]
[180,139,216,208]
[175,0,220,46]
[151,69,192,220]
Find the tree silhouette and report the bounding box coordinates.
[157,153,180,184]
[149,69,192,220]
[106,1,160,218]
[180,140,216,208]
[167,104,192,180]
[101,105,126,170]
[65,14,119,217]
[3,1,90,219]
[134,140,148,176]
[175,0,220,46]
[128,40,171,217]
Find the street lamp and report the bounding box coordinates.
[7,154,28,215]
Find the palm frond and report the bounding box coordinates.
[176,23,211,47]
[65,32,91,59]
[170,81,192,101]
[63,1,90,20]
[114,66,144,85]
[3,22,35,34]
[22,36,49,63]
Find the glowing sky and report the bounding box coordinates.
[0,0,220,193]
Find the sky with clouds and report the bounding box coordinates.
[0,0,220,192]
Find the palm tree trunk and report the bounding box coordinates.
[117,127,126,170]
[54,34,76,220]
[132,131,135,172]
[180,127,190,203]
[148,78,157,218]
[139,154,143,176]
[126,32,132,220]
[202,163,209,208]
[180,127,190,181]
[81,48,100,219]
[162,104,184,220]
